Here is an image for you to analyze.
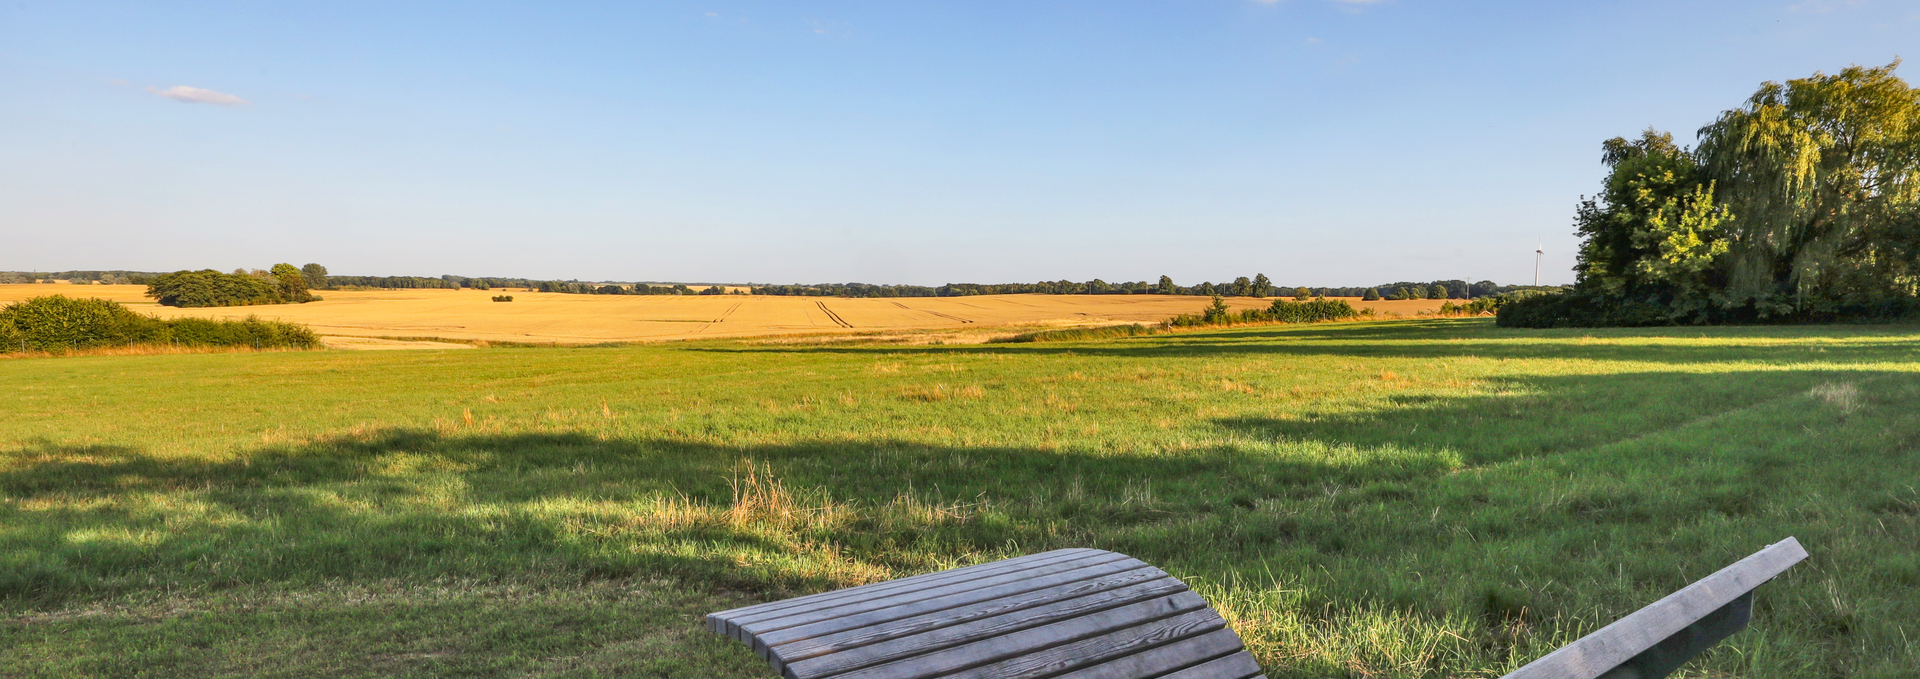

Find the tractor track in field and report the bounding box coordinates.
[889,301,973,324]
[816,301,854,328]
[695,301,743,334]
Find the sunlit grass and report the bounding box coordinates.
[3,318,1919,677]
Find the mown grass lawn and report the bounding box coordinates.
[3,318,1917,677]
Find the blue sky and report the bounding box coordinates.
[2,1,1914,286]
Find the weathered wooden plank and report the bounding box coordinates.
[937,606,1227,679]
[1046,627,1248,679]
[824,592,1213,679]
[716,549,1108,630]
[707,548,1094,633]
[755,559,1155,658]
[779,570,1186,679]
[1500,537,1808,679]
[719,549,1115,639]
[1152,651,1266,679]
[733,552,1135,642]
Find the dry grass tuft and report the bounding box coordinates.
[900,383,984,402]
[1217,378,1255,394]
[1810,382,1864,414]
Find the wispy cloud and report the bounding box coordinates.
[147,85,248,106]
[1788,0,1861,12]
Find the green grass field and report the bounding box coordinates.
[3,318,1918,678]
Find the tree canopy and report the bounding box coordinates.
[146,266,320,308]
[1506,61,1920,327]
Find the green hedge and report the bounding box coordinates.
[0,296,320,353]
[989,324,1159,343]
[1168,296,1360,328]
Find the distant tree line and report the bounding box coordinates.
[0,270,165,285]
[1,295,319,354]
[10,264,1553,304]
[324,275,461,289]
[530,281,735,295]
[1502,62,1920,327]
[750,277,1547,300]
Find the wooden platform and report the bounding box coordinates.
[706,548,1265,679]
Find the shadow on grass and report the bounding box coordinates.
[1,428,1464,613]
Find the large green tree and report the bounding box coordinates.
[1572,129,1732,321]
[1515,61,1919,327]
[1697,60,1920,317]
[270,264,315,303]
[300,263,329,289]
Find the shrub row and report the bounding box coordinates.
[1496,290,1705,328]
[988,324,1159,344]
[0,296,320,353]
[1169,296,1362,328]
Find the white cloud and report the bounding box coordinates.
[147,85,248,106]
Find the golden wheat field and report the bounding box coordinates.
[0,284,1452,345]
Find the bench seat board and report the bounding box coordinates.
[1500,537,1808,679]
[707,549,1265,679]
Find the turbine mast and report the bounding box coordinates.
[1534,241,1543,286]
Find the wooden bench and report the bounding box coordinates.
[707,538,1805,679]
[707,548,1263,679]
[1501,537,1807,679]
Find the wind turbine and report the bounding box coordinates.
[1534,240,1544,286]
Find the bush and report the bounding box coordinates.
[492,295,514,302]
[147,270,284,307]
[1362,288,1381,301]
[1494,290,1672,328]
[989,324,1158,343]
[1168,297,1360,328]
[0,296,319,353]
[1266,298,1361,323]
[0,295,165,351]
[1440,296,1506,316]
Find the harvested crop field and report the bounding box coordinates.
[0,285,1452,344]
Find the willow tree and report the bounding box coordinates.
[1696,60,1920,318]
